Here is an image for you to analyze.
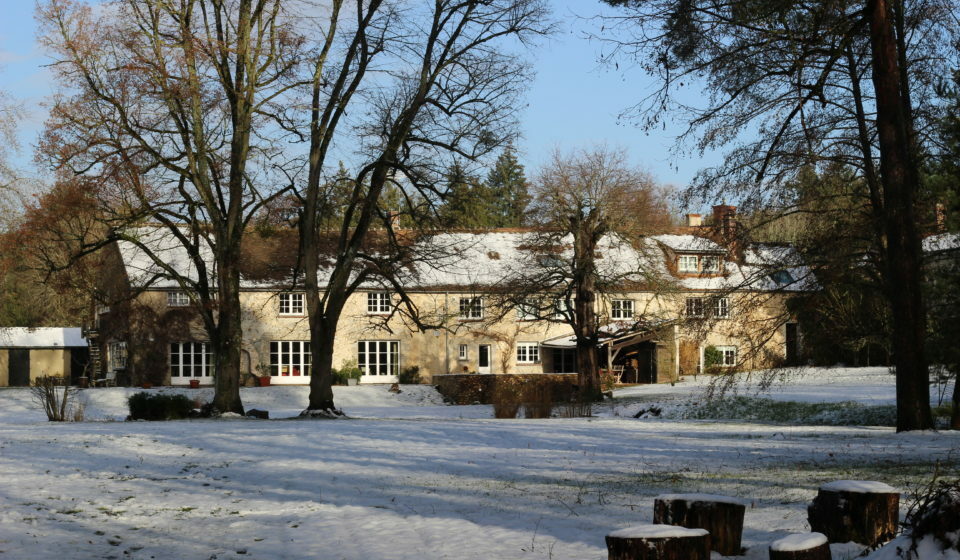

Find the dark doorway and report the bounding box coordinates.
[785,323,799,365]
[635,343,657,384]
[551,348,577,373]
[9,349,30,386]
[478,344,491,373]
[70,347,90,385]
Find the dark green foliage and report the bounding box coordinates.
[398,366,421,385]
[332,362,362,386]
[485,145,530,227]
[703,345,722,370]
[437,149,531,229]
[128,392,195,421]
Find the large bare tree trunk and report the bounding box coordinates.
[306,315,339,413]
[867,0,933,431]
[211,252,244,414]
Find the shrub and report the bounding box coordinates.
[491,383,521,419]
[558,398,593,418]
[399,366,421,385]
[904,476,960,553]
[31,376,82,422]
[128,392,195,420]
[600,369,618,392]
[704,345,723,371]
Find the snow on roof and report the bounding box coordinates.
[0,328,86,348]
[117,227,217,289]
[923,232,960,253]
[651,234,726,253]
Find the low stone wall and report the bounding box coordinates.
[433,373,580,405]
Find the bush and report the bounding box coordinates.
[31,376,82,422]
[399,366,421,385]
[128,392,195,420]
[905,476,960,552]
[704,345,723,371]
[491,383,521,418]
[522,380,554,419]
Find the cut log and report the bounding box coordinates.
[653,493,747,556]
[769,532,831,560]
[606,524,710,560]
[807,480,899,547]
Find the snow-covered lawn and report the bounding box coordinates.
[0,367,955,559]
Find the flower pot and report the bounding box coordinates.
[142,382,153,389]
[78,377,89,389]
[258,376,271,387]
[347,378,358,386]
[189,379,200,389]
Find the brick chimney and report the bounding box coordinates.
[712,204,737,237]
[686,213,703,227]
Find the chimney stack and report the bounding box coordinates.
[712,204,737,238]
[686,214,703,227]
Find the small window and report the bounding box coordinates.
[611,299,634,320]
[516,300,538,321]
[167,291,190,307]
[458,344,468,360]
[367,291,391,314]
[516,342,540,364]
[713,297,730,319]
[717,345,737,367]
[279,293,305,316]
[686,297,704,318]
[551,298,572,320]
[678,255,699,273]
[459,297,483,320]
[701,255,720,272]
[107,341,127,371]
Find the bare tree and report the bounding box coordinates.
[599,0,959,430]
[37,0,303,413]
[292,0,551,415]
[490,147,674,397]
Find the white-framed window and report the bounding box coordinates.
[611,299,634,320]
[367,291,391,314]
[96,304,110,315]
[713,297,730,318]
[170,342,212,378]
[107,341,127,371]
[458,344,468,360]
[279,292,305,316]
[701,255,721,272]
[167,291,190,307]
[516,300,539,321]
[686,297,705,318]
[357,340,400,376]
[516,342,540,364]
[551,298,572,320]
[459,297,483,320]
[717,345,737,367]
[678,255,699,273]
[269,340,311,377]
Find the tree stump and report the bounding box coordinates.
[606,524,710,560]
[769,533,831,560]
[653,493,747,556]
[807,480,899,547]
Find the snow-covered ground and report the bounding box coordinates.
[0,367,956,559]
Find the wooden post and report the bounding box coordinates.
[769,533,831,560]
[807,480,899,547]
[653,493,747,556]
[606,524,710,560]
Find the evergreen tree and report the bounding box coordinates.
[437,162,498,228]
[485,144,531,227]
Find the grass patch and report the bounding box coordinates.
[675,397,897,426]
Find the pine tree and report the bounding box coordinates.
[485,144,531,227]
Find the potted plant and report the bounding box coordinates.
[255,363,272,387]
[339,360,363,386]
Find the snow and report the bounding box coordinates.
[0,327,86,348]
[820,480,898,494]
[0,366,955,559]
[607,524,709,539]
[922,232,960,254]
[655,493,748,506]
[866,535,960,560]
[770,532,827,552]
[651,234,726,253]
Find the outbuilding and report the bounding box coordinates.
[0,328,89,387]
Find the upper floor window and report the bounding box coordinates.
[279,292,305,316]
[516,299,539,321]
[701,255,721,272]
[713,297,730,318]
[367,291,391,315]
[678,255,699,273]
[686,297,705,318]
[459,297,483,320]
[167,291,190,307]
[611,299,634,320]
[516,342,540,364]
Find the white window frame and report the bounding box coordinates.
[357,340,400,376]
[458,344,468,360]
[270,340,311,377]
[367,291,391,315]
[279,292,305,316]
[701,255,721,272]
[686,297,705,318]
[678,255,699,273]
[167,291,191,307]
[516,300,538,321]
[713,296,730,319]
[611,299,634,320]
[717,345,737,367]
[107,341,127,371]
[516,342,540,364]
[459,297,484,320]
[169,342,213,380]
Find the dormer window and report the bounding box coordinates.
[702,255,720,272]
[678,254,722,274]
[678,255,699,273]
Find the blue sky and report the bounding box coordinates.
[1,0,720,200]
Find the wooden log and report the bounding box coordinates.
[769,533,831,560]
[807,480,899,547]
[653,493,747,556]
[606,524,710,560]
